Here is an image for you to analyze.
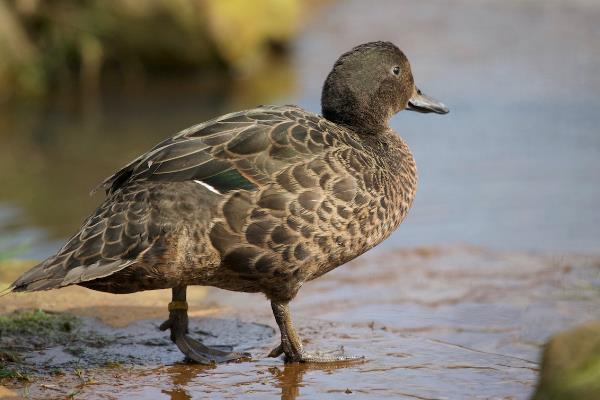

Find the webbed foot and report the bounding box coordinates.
[267,343,284,358]
[268,342,363,363]
[269,301,365,364]
[173,333,251,364]
[161,286,251,364]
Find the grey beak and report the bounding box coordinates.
[406,87,449,114]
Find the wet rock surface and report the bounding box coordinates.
[1,246,599,399]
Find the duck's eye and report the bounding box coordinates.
[392,66,401,76]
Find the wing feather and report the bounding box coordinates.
[94,106,334,195]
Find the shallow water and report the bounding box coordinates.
[1,246,599,399]
[1,0,600,258]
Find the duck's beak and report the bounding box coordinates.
[406,87,449,114]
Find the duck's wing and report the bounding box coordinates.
[95,105,338,195]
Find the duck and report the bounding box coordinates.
[9,41,448,364]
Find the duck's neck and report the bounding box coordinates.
[322,107,389,135]
[321,79,389,135]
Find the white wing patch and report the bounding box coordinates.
[194,180,221,195]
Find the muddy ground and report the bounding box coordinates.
[0,245,598,399]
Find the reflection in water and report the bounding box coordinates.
[154,361,357,400]
[269,364,307,400]
[269,362,357,400]
[162,387,191,400]
[161,363,215,400]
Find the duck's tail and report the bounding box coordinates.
[8,184,157,294]
[8,254,135,293]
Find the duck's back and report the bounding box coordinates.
[11,105,417,300]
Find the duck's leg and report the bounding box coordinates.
[159,285,251,364]
[268,300,364,363]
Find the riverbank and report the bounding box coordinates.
[1,245,598,399]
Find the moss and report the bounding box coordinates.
[532,322,600,400]
[0,309,121,382]
[0,310,85,384]
[64,346,86,358]
[102,360,123,369]
[0,366,30,382]
[0,309,83,370]
[0,309,80,340]
[0,349,21,363]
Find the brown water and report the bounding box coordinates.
[1,246,599,399]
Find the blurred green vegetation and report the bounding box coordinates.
[0,0,310,246]
[532,322,600,400]
[0,240,28,262]
[0,0,303,101]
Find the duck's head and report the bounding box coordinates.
[321,41,448,133]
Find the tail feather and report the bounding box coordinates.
[10,258,60,292]
[10,258,135,292]
[10,183,156,293]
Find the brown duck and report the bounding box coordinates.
[10,41,448,363]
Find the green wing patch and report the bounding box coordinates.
[201,169,257,192]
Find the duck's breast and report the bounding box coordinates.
[200,133,415,296]
[306,131,418,279]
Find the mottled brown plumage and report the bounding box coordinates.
[11,41,448,364]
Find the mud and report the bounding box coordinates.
[1,245,599,399]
